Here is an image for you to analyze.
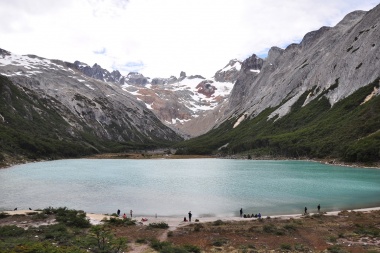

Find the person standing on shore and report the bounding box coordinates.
[240,208,243,218]
[188,211,192,222]
[318,204,320,213]
[130,210,133,218]
[117,209,120,216]
[304,207,307,215]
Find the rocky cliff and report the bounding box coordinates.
[175,5,380,163]
[222,6,380,126]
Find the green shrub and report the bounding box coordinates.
[280,243,292,251]
[150,239,172,251]
[294,243,305,251]
[354,224,380,237]
[148,222,169,229]
[41,207,90,228]
[0,212,9,219]
[0,225,26,237]
[283,223,297,231]
[88,225,127,253]
[212,238,228,247]
[43,223,72,243]
[31,212,48,220]
[104,216,136,226]
[183,244,201,253]
[263,224,275,233]
[4,242,87,253]
[327,245,347,253]
[212,219,224,226]
[136,238,148,244]
[193,223,203,232]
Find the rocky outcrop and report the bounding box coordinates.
[151,76,178,85]
[196,80,216,97]
[214,59,242,83]
[73,61,125,84]
[125,72,148,86]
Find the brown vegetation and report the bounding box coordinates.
[1,210,379,252]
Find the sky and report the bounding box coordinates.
[1,0,379,78]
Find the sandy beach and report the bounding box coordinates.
[5,206,380,230]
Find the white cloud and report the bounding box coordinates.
[0,0,378,78]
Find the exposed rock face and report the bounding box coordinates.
[151,76,178,85]
[196,80,216,97]
[214,59,242,83]
[188,75,205,80]
[223,5,380,125]
[125,72,148,86]
[73,62,149,86]
[73,61,125,84]
[0,52,182,143]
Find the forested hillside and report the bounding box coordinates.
[175,79,380,164]
[0,75,177,167]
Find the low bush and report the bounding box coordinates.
[136,238,148,244]
[0,212,9,219]
[106,217,136,226]
[193,223,203,232]
[148,222,169,229]
[327,245,347,253]
[263,224,275,233]
[41,207,91,228]
[31,212,48,220]
[212,219,224,226]
[280,243,292,251]
[283,223,297,231]
[0,225,26,237]
[212,238,228,247]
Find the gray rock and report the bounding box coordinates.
[221,5,380,126]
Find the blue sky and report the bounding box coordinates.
[1,0,378,78]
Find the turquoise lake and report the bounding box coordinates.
[1,159,380,218]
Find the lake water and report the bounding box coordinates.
[1,159,380,218]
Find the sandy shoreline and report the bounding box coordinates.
[4,206,380,230]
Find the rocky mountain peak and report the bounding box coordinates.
[214,59,242,83]
[0,48,11,57]
[125,72,148,86]
[300,26,331,49]
[336,10,367,29]
[240,54,264,73]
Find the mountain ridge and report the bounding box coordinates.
[1,4,380,165]
[174,5,380,164]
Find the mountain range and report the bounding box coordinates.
[1,4,380,166]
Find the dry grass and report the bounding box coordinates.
[1,210,380,252]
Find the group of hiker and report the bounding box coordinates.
[304,204,321,215]
[116,209,133,219]
[114,204,322,222]
[240,204,322,218]
[240,208,261,218]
